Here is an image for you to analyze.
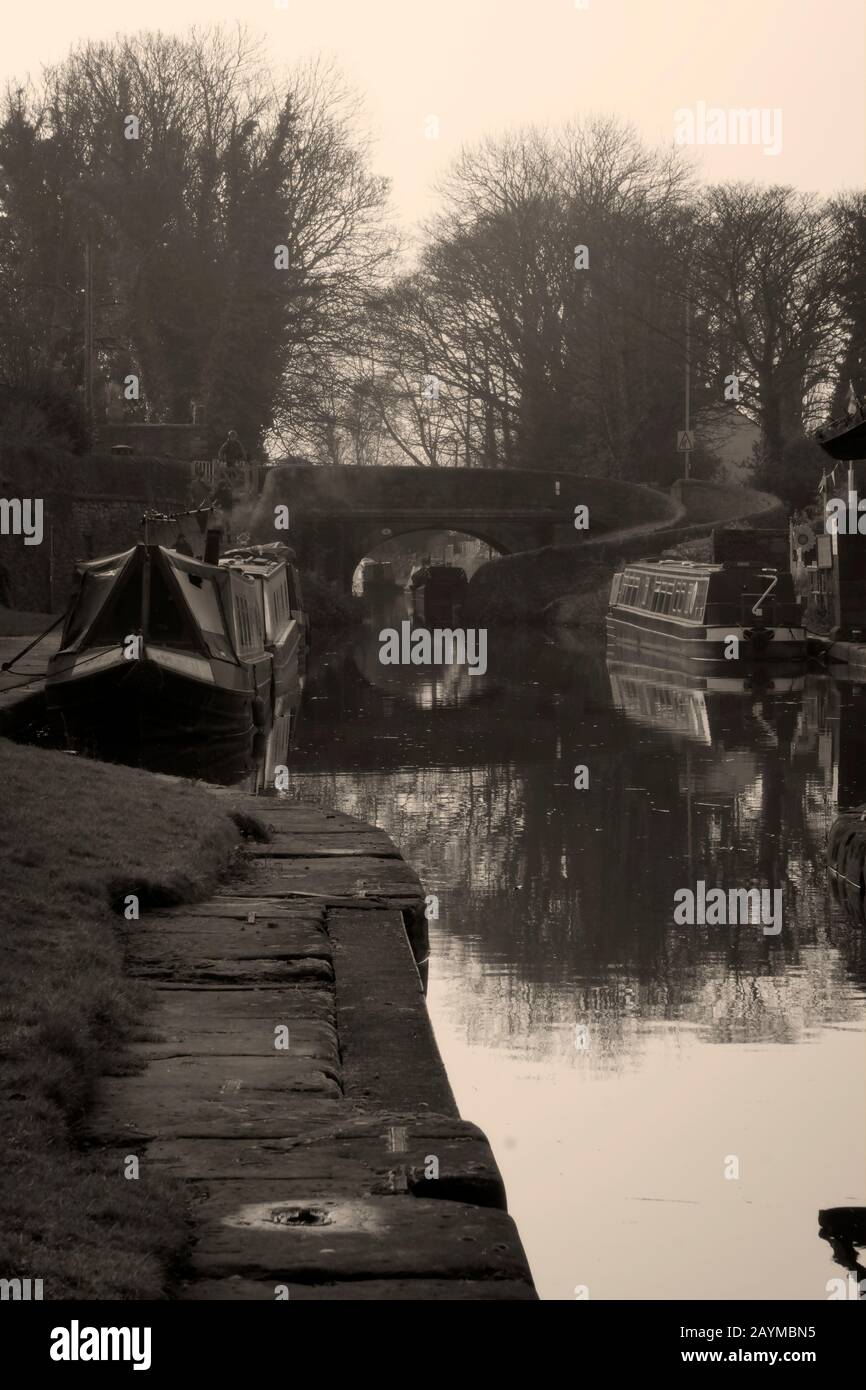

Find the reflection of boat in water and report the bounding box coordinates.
[607,653,805,745]
[46,538,308,739]
[606,559,807,670]
[827,808,866,926]
[54,686,303,789]
[250,692,302,794]
[819,1207,866,1288]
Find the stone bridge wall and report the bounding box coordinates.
[253,464,678,590]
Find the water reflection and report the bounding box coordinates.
[53,687,303,789]
[285,619,866,1301]
[29,596,864,1300]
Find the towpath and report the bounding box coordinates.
[88,796,537,1300]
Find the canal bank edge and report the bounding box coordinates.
[91,793,538,1300]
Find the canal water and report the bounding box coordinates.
[31,592,866,1300]
[281,596,866,1302]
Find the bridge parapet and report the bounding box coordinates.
[252,464,677,592]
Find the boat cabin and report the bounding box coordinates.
[607,559,806,667]
[610,560,801,628]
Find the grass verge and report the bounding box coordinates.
[0,740,243,1299]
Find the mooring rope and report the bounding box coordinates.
[0,613,65,673]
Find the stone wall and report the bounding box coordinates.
[0,449,190,612]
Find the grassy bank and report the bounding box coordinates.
[0,741,244,1299]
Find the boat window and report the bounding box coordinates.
[672,580,689,615]
[237,596,250,650]
[619,572,642,607]
[651,579,675,615]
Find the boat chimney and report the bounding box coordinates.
[204,527,223,565]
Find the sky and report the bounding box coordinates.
[2,0,864,229]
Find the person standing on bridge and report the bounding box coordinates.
[217,429,248,475]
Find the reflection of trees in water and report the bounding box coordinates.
[289,638,866,1065]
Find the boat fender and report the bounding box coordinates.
[744,626,774,651]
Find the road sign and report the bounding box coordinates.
[677,430,695,452]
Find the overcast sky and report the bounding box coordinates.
[3,0,864,228]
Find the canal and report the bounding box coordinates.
[30,589,866,1300]
[282,594,866,1301]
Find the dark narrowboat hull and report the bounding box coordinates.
[814,412,866,461]
[47,648,269,739]
[606,611,808,673]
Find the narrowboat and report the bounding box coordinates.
[220,541,310,695]
[606,559,807,670]
[46,539,308,738]
[409,564,468,622]
[359,559,397,596]
[813,397,866,462]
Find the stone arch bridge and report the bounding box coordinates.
[252,464,675,593]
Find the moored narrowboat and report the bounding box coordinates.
[409,564,468,622]
[606,559,807,670]
[46,539,308,738]
[220,541,309,698]
[813,394,866,462]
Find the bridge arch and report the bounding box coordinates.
[254,463,679,593]
[352,522,510,564]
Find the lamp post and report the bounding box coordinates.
[683,292,692,480]
[84,227,95,426]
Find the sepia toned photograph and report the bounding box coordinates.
[1,0,864,1362]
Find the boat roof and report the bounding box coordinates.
[219,555,285,579]
[220,542,296,580]
[622,559,780,575]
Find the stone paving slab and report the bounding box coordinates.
[184,1190,533,1285]
[147,900,326,923]
[329,910,455,1115]
[128,995,339,1056]
[0,632,60,724]
[126,957,334,987]
[139,986,335,1024]
[242,855,422,898]
[87,797,536,1299]
[90,1061,343,1143]
[123,919,332,972]
[181,1278,535,1300]
[138,1119,507,1207]
[256,830,401,857]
